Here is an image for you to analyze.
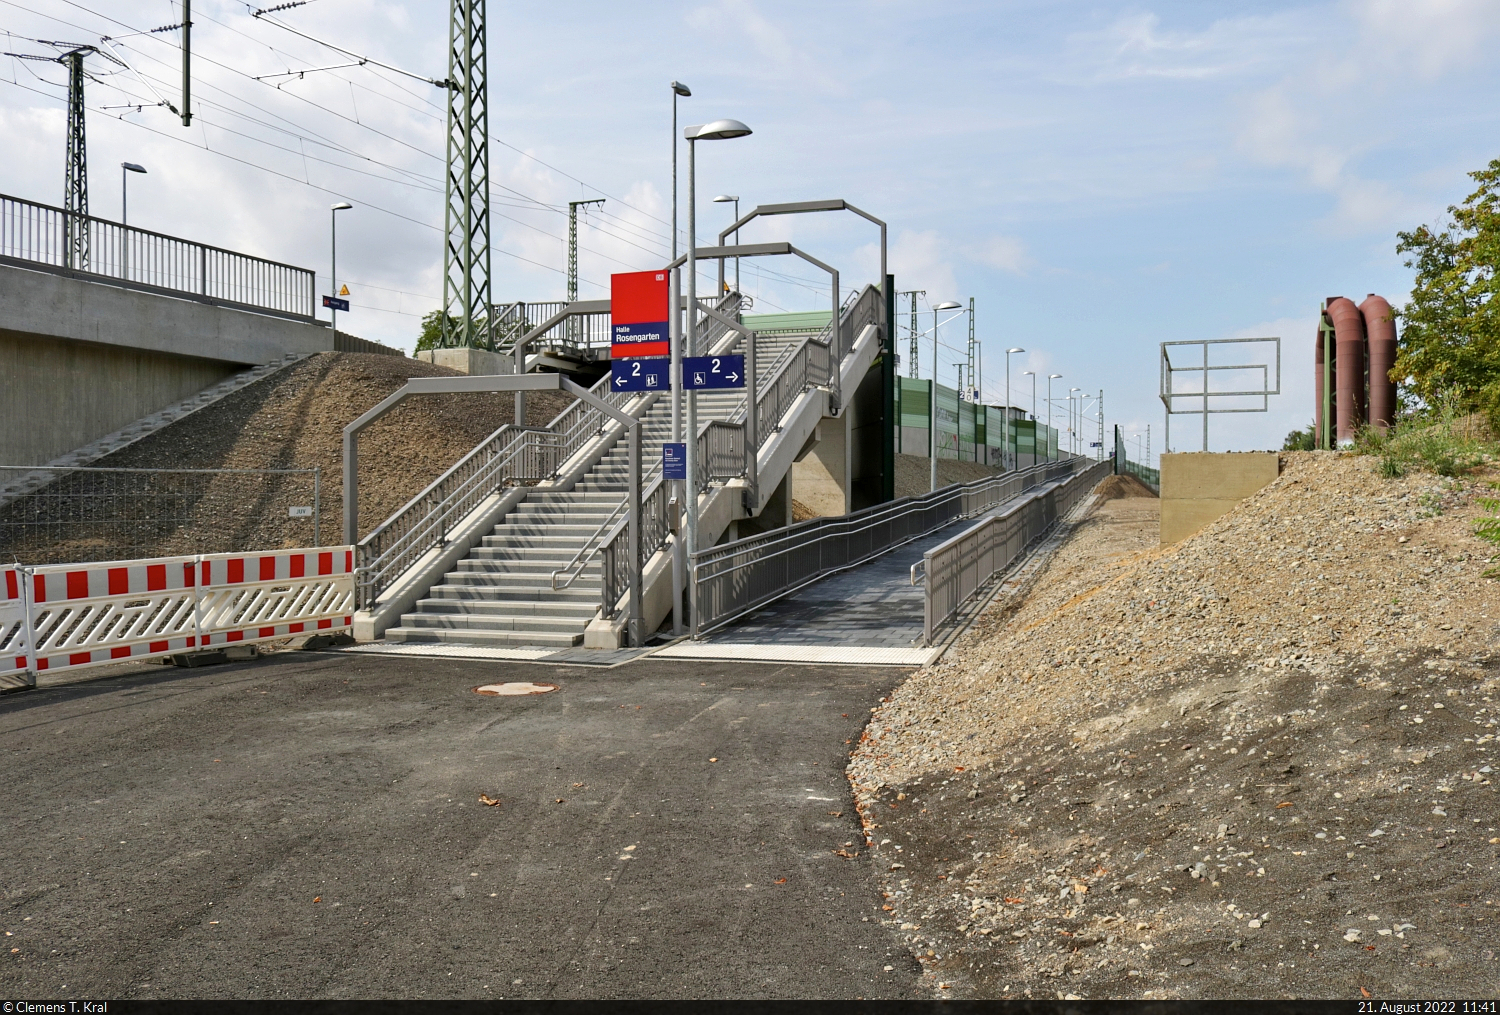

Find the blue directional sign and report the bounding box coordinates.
[611,357,670,392]
[682,354,745,390]
[322,295,350,312]
[662,442,687,480]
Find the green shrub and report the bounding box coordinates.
[1352,390,1492,477]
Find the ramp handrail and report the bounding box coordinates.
[920,459,1111,643]
[689,457,1085,638]
[0,192,316,321]
[599,469,672,620]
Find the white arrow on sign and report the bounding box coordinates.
[615,376,627,387]
[726,372,740,383]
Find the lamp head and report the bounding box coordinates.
[331,201,353,211]
[671,81,691,97]
[684,118,752,141]
[1007,346,1025,354]
[933,301,962,311]
[712,194,739,203]
[122,162,146,174]
[1022,370,1035,376]
[1049,373,1062,379]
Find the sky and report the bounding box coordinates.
[4,0,1500,464]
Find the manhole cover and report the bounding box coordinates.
[473,682,558,696]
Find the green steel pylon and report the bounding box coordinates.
[63,48,88,270]
[966,297,975,401]
[900,290,924,379]
[439,0,491,349]
[567,198,604,303]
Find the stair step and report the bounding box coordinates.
[396,613,590,634]
[413,597,598,617]
[427,584,600,602]
[384,626,584,648]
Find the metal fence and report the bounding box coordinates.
[0,465,321,567]
[0,193,316,321]
[918,459,1111,644]
[690,457,1084,638]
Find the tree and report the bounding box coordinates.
[1282,423,1315,451]
[415,310,493,352]
[1394,158,1500,422]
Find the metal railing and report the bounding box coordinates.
[599,468,672,621]
[0,465,321,566]
[1120,458,1160,491]
[918,459,1111,643]
[0,192,316,321]
[354,427,560,607]
[690,457,1084,638]
[488,299,612,355]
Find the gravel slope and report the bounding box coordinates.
[849,452,1500,1000]
[8,353,573,558]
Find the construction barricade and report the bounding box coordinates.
[2,546,354,686]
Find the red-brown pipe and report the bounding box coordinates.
[1326,296,1366,444]
[1360,293,1398,432]
[1314,322,1326,446]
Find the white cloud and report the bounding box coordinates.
[1350,0,1500,79]
[888,229,957,304]
[970,235,1030,274]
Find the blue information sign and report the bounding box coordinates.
[322,295,350,312]
[682,354,745,390]
[611,357,670,392]
[662,442,687,480]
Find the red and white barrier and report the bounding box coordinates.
[196,547,355,648]
[6,546,355,683]
[2,566,31,688]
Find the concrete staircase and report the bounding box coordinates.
[382,331,809,648]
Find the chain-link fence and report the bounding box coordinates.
[0,466,322,566]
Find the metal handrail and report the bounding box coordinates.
[689,456,1084,638]
[599,469,671,619]
[0,192,316,320]
[550,456,664,591]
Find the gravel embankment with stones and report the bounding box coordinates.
[0,353,573,561]
[848,452,1500,1000]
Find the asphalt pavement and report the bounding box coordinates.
[0,650,923,1000]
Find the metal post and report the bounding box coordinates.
[930,307,938,494]
[330,206,338,340]
[313,465,321,547]
[685,137,699,586]
[628,422,642,646]
[180,0,192,126]
[121,164,128,281]
[343,426,358,546]
[669,267,683,637]
[514,301,525,425]
[829,268,841,410]
[1005,351,1012,471]
[1202,342,1209,452]
[745,327,758,508]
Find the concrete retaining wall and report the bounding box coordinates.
[0,261,334,465]
[1159,452,1279,544]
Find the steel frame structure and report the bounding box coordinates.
[439,0,491,349]
[1159,337,1281,453]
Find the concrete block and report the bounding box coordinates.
[414,348,513,376]
[1159,452,1279,544]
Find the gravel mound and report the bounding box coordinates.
[849,451,1500,999]
[1095,474,1158,500]
[29,353,573,557]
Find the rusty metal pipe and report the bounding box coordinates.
[1360,293,1398,432]
[1326,296,1366,445]
[1314,322,1326,447]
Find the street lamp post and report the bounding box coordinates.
[683,118,752,604]
[120,162,145,279]
[929,302,963,492]
[1069,387,1081,456]
[1022,370,1035,465]
[1004,347,1025,471]
[713,195,740,294]
[1047,373,1062,458]
[670,81,690,260]
[330,201,352,339]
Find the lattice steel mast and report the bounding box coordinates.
[63,48,88,269]
[439,0,490,349]
[966,297,976,401]
[900,290,924,378]
[567,198,604,302]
